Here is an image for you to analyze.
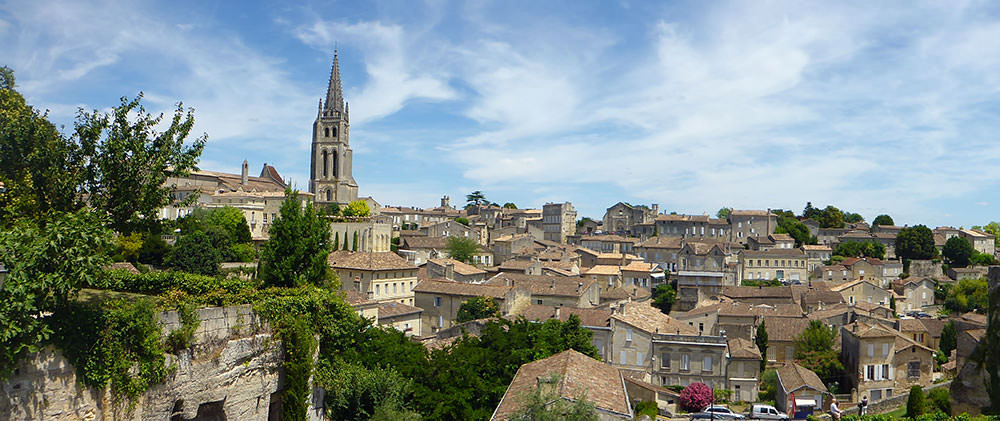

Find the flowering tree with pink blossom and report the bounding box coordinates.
[679,382,714,412]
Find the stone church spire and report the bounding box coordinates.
[324,49,344,113]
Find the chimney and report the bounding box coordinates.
[554,307,561,319]
[241,159,249,186]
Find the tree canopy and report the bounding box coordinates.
[942,236,975,268]
[651,283,677,315]
[896,225,938,261]
[872,214,894,227]
[466,190,487,206]
[776,215,817,247]
[502,202,517,209]
[456,296,500,323]
[793,320,843,387]
[756,321,769,371]
[342,200,370,217]
[206,206,252,244]
[843,212,864,224]
[818,205,845,228]
[258,191,332,288]
[717,207,732,219]
[446,236,480,264]
[834,241,886,259]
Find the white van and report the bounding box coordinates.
[748,404,789,420]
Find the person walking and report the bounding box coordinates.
[830,398,843,421]
[859,395,869,416]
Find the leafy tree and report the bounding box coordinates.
[74,94,206,234]
[819,205,845,229]
[972,252,998,266]
[512,374,599,421]
[466,190,486,206]
[258,191,332,287]
[679,382,713,412]
[834,241,886,259]
[943,237,975,267]
[927,387,951,415]
[0,71,88,225]
[342,200,370,217]
[890,296,896,314]
[844,212,864,224]
[651,283,677,315]
[137,232,170,266]
[165,230,222,276]
[944,278,988,313]
[0,210,113,378]
[803,202,822,220]
[456,296,500,323]
[455,217,470,226]
[756,321,769,371]
[776,216,815,247]
[793,320,843,386]
[446,236,480,263]
[502,202,517,209]
[113,232,144,263]
[316,361,420,421]
[896,225,937,261]
[207,206,252,244]
[342,231,349,251]
[717,207,732,219]
[323,203,341,216]
[872,214,894,227]
[906,385,926,418]
[939,321,957,358]
[759,369,778,401]
[635,401,659,419]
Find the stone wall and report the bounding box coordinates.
[908,260,943,279]
[841,381,951,416]
[0,305,324,421]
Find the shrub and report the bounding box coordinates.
[636,400,658,418]
[680,382,714,412]
[907,385,926,418]
[927,388,951,415]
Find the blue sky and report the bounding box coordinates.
[3,0,1000,225]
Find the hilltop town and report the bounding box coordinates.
[1,52,998,421]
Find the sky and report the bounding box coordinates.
[3,0,1000,226]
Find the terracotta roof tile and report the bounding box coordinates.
[777,363,828,394]
[413,279,514,298]
[728,338,762,360]
[612,301,697,335]
[328,251,416,271]
[486,273,596,298]
[377,301,423,318]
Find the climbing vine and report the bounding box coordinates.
[165,302,200,353]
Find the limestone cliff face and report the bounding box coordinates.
[0,305,323,420]
[950,266,1000,415]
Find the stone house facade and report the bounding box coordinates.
[739,248,809,283]
[412,279,529,336]
[726,338,762,403]
[542,202,577,243]
[603,202,658,235]
[832,279,892,307]
[728,210,777,245]
[330,251,419,305]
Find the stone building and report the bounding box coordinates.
[329,251,419,305]
[841,322,933,402]
[412,279,529,336]
[330,219,392,252]
[728,210,776,245]
[959,228,996,255]
[542,202,577,243]
[310,50,358,206]
[603,202,658,235]
[739,248,809,283]
[726,338,763,403]
[654,214,730,240]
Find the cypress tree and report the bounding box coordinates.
[333,232,339,250]
[352,231,359,251]
[756,321,769,371]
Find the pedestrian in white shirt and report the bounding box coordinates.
[830,398,843,421]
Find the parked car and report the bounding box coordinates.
[747,404,789,420]
[690,405,747,420]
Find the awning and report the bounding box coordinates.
[794,399,817,407]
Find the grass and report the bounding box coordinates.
[76,288,158,304]
[883,406,906,419]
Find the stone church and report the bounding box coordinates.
[310,50,359,206]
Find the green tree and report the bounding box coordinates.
[342,231,349,251]
[113,232,144,263]
[164,230,222,275]
[455,217,470,226]
[74,94,206,234]
[819,205,845,228]
[940,321,957,358]
[502,202,517,209]
[906,385,926,418]
[323,203,341,216]
[844,212,864,224]
[972,252,998,266]
[717,207,732,219]
[258,191,332,288]
[316,361,420,421]
[793,321,843,386]
[333,232,340,250]
[759,369,778,401]
[512,374,599,421]
[352,231,359,252]
[943,236,975,268]
[985,273,1000,414]
[466,190,486,206]
[756,321,769,371]
[137,232,170,266]
[776,216,815,247]
[342,200,370,217]
[896,225,938,261]
[834,241,886,259]
[456,296,500,323]
[0,71,88,225]
[651,283,677,315]
[944,278,988,313]
[0,210,113,378]
[802,202,822,220]
[446,236,480,263]
[207,206,252,244]
[872,214,894,227]
[927,387,951,415]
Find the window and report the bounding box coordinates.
[637,352,644,364]
[626,328,633,342]
[434,297,441,307]
[866,365,875,380]
[703,355,713,371]
[882,343,889,356]
[908,361,920,377]
[868,344,874,357]
[681,354,690,371]
[698,323,704,332]
[882,363,891,379]
[376,285,380,296]
[537,299,543,305]
[620,351,627,364]
[661,353,670,369]
[438,315,443,328]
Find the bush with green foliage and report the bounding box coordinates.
[872,215,894,227]
[756,321,769,371]
[943,237,975,268]
[944,278,988,313]
[940,321,957,358]
[636,400,659,418]
[138,233,170,266]
[927,387,951,415]
[759,369,778,401]
[897,225,938,261]
[743,279,783,287]
[456,296,500,323]
[834,241,886,259]
[905,385,927,418]
[446,236,480,264]
[794,320,843,387]
[165,230,222,276]
[316,360,420,420]
[652,282,677,314]
[207,206,252,244]
[341,200,370,217]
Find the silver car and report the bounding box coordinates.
[692,405,747,420]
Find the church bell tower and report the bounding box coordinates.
[310,50,359,205]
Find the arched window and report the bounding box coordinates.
[332,127,338,137]
[322,150,328,177]
[324,127,330,137]
[326,189,332,202]
[331,153,338,177]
